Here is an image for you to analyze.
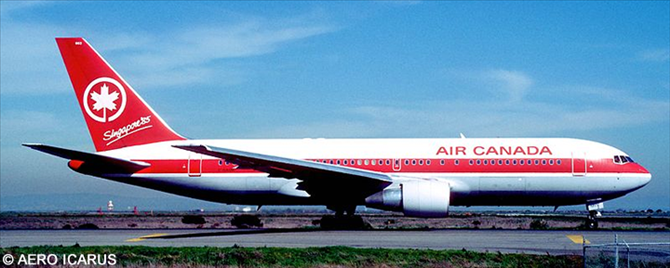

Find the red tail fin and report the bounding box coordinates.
[56,37,185,152]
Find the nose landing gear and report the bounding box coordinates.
[585,202,603,229]
[586,211,601,229]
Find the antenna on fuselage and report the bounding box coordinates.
[459,133,466,139]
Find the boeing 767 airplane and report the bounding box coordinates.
[25,38,651,229]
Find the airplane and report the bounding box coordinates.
[24,37,651,229]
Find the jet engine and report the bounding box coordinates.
[365,180,450,218]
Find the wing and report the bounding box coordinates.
[173,144,393,202]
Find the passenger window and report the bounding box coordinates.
[357,160,362,165]
[557,160,562,165]
[440,159,445,165]
[505,159,510,165]
[427,160,431,165]
[405,159,409,165]
[513,159,517,165]
[469,160,474,165]
[527,160,532,165]
[419,160,424,165]
[385,160,390,165]
[519,160,524,165]
[476,159,481,165]
[498,160,503,165]
[534,160,539,165]
[483,160,488,165]
[364,160,369,165]
[549,159,554,165]
[412,159,417,165]
[542,160,547,165]
[455,160,460,165]
[218,160,223,166]
[337,160,341,165]
[343,160,348,165]
[371,160,375,166]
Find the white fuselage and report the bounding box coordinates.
[81,137,651,208]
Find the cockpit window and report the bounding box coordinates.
[613,155,634,164]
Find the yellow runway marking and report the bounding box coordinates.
[566,235,590,244]
[126,233,168,242]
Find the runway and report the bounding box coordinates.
[2,229,668,254]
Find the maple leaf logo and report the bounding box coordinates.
[90,84,119,122]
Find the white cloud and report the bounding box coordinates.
[0,1,51,17]
[251,84,669,139]
[252,69,667,139]
[445,69,534,102]
[0,21,73,95]
[0,110,89,146]
[485,69,533,102]
[1,11,335,95]
[637,49,670,62]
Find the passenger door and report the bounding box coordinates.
[572,152,587,176]
[188,153,202,177]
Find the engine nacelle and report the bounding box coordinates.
[365,180,450,218]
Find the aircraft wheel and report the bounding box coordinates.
[586,217,599,229]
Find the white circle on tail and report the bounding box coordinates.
[83,77,127,123]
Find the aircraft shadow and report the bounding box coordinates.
[147,228,322,240]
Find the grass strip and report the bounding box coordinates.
[2,245,581,267]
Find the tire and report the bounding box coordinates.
[586,218,599,229]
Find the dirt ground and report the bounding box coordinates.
[1,212,668,230]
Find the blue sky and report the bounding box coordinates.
[1,1,668,211]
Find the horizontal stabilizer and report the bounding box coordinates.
[23,143,149,173]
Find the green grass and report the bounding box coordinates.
[1,245,582,267]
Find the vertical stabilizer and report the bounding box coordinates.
[56,37,185,151]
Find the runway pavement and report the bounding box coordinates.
[2,229,668,254]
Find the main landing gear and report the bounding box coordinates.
[320,205,370,230]
[585,202,603,229]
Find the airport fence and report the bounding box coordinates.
[583,234,670,268]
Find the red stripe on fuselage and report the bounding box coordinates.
[131,158,649,174]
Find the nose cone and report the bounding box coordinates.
[634,163,652,188]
